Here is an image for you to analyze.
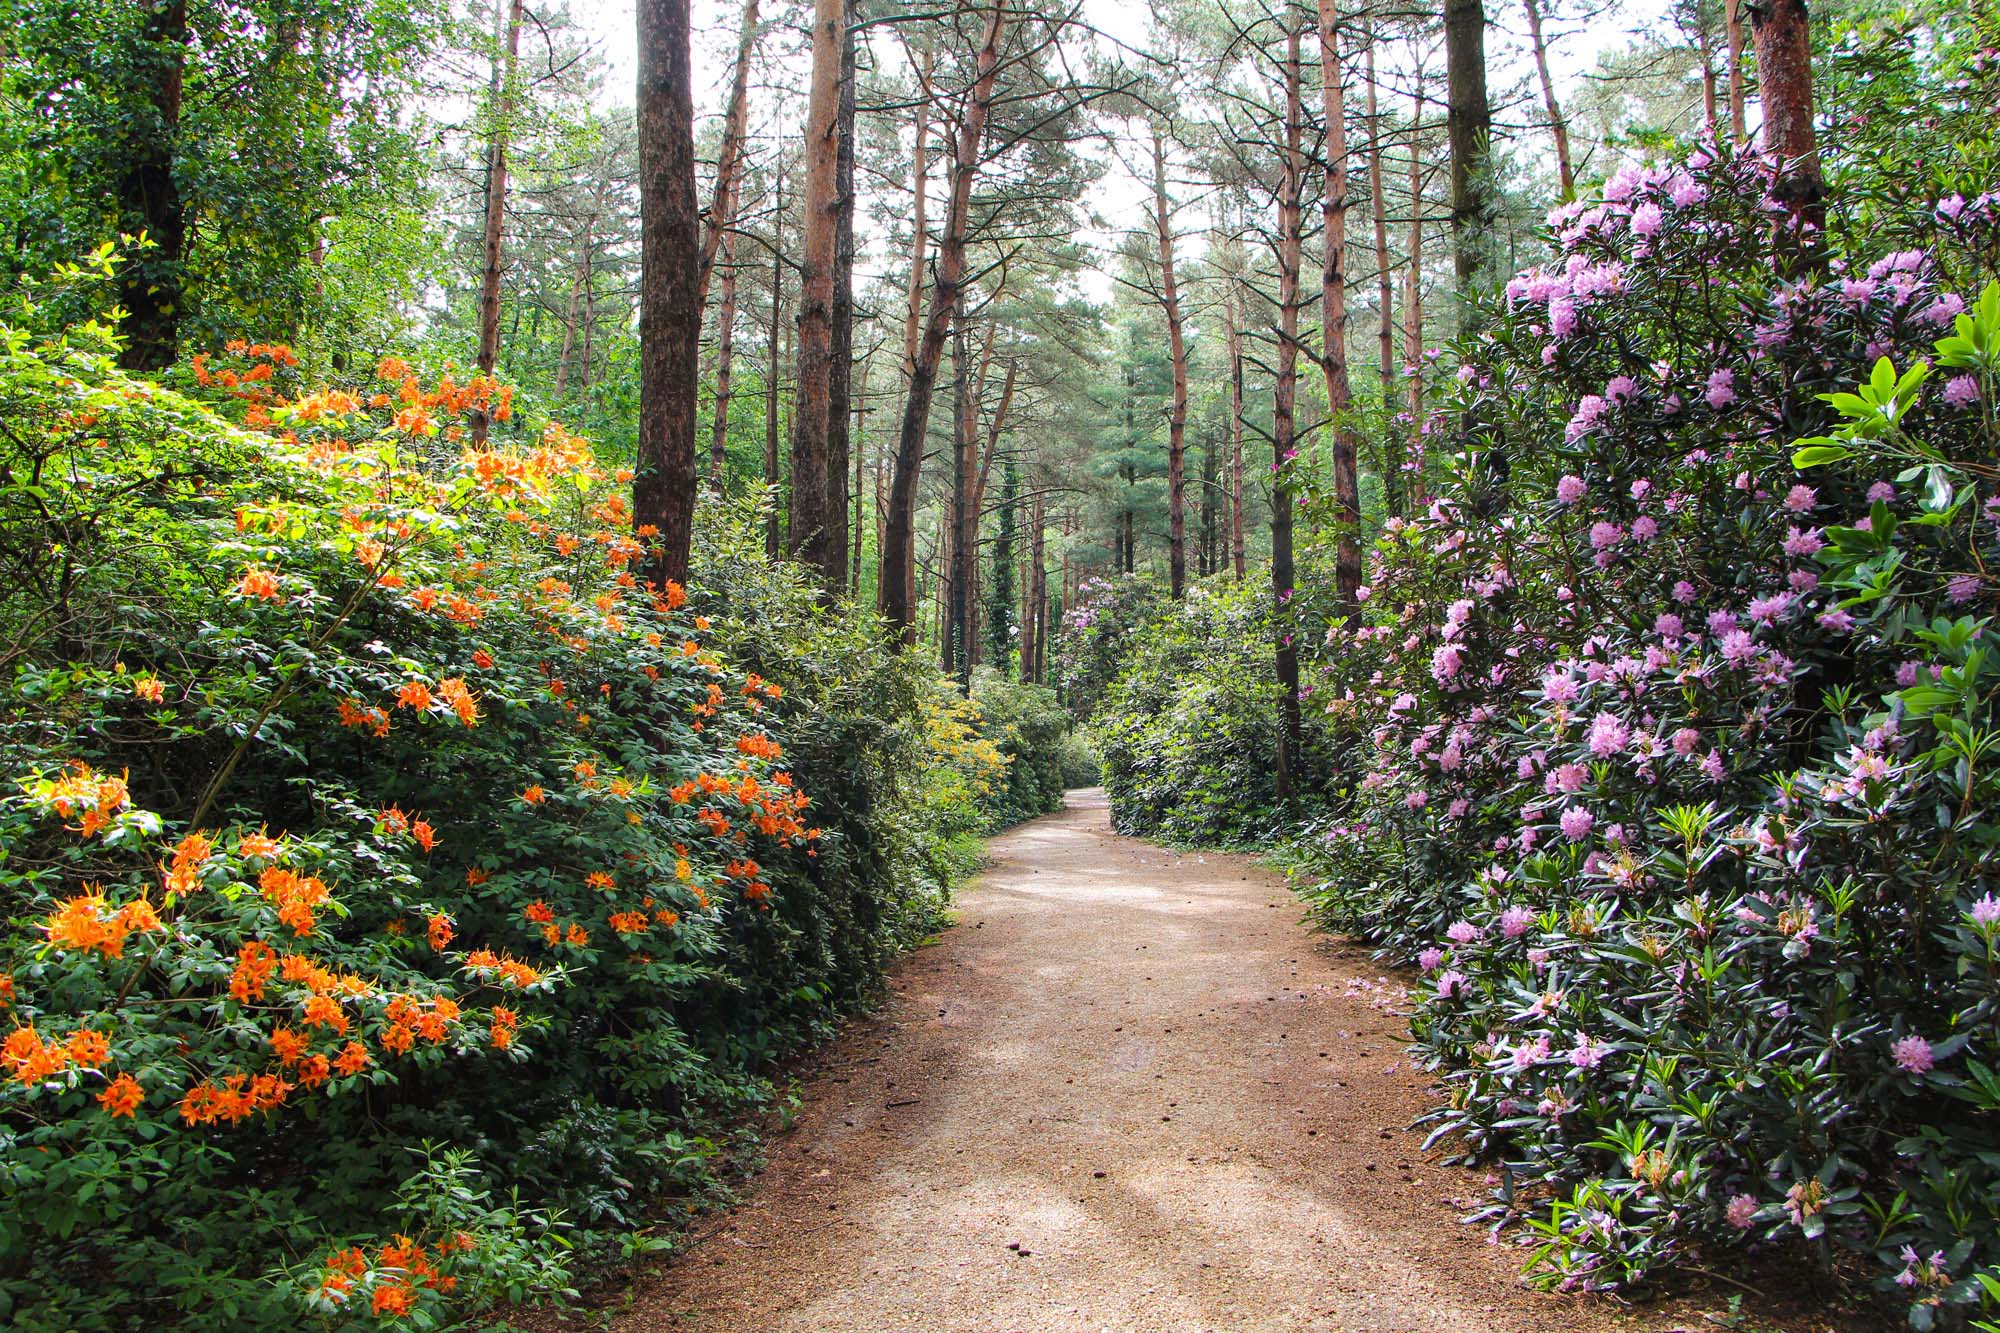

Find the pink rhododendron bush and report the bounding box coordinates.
[1289,144,2000,1326]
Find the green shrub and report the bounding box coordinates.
[967,670,1071,829]
[0,311,966,1329]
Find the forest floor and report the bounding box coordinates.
[587,790,1860,1333]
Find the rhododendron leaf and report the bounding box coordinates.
[1790,441,1851,468]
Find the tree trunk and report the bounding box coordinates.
[698,0,760,305]
[709,224,739,483]
[1025,491,1046,683]
[1521,0,1574,197]
[1272,22,1306,805]
[555,215,593,397]
[1404,90,1427,508]
[1726,0,1749,141]
[473,0,525,445]
[1364,28,1397,516]
[828,1,858,588]
[635,0,702,588]
[1696,18,1720,139]
[881,4,1004,640]
[1317,0,1360,612]
[1443,0,1493,311]
[1227,278,1247,580]
[1752,0,1823,239]
[851,348,872,596]
[117,0,188,372]
[764,184,786,561]
[948,315,978,685]
[787,0,848,588]
[1150,124,1190,599]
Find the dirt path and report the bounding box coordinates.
[609,790,1815,1333]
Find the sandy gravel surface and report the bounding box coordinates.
[608,789,1844,1333]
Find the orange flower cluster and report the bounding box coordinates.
[462,950,545,989]
[489,1006,519,1050]
[179,1070,292,1126]
[436,677,479,726]
[98,1071,145,1117]
[44,889,162,958]
[132,674,166,703]
[163,830,214,896]
[29,762,130,837]
[338,698,392,736]
[231,940,280,1001]
[3,1025,117,1086]
[260,864,332,935]
[736,733,783,762]
[237,568,282,601]
[606,910,651,934]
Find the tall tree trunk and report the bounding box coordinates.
[1150,124,1190,599]
[1025,492,1046,683]
[1752,0,1823,239]
[555,215,593,397]
[881,4,1004,639]
[947,314,978,685]
[1696,19,1720,139]
[1227,278,1247,580]
[635,0,702,588]
[1272,21,1306,804]
[1318,0,1361,612]
[788,0,848,588]
[1443,0,1493,312]
[851,348,872,596]
[1404,90,1427,507]
[763,162,786,560]
[825,2,859,591]
[699,0,760,305]
[1521,0,1574,197]
[1726,0,1749,141]
[708,224,740,483]
[117,0,188,372]
[473,0,525,445]
[1364,27,1397,516]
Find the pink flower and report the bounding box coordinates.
[1944,374,1980,409]
[1559,806,1594,842]
[1500,905,1536,938]
[1436,969,1469,999]
[1672,580,1697,603]
[1446,919,1483,945]
[1725,1194,1759,1229]
[1587,711,1630,756]
[1418,947,1446,971]
[1405,789,1429,810]
[1631,515,1659,541]
[1891,1034,1934,1075]
[1706,368,1737,409]
[1948,573,1981,604]
[1866,480,1896,503]
[1555,474,1587,505]
[1566,1034,1607,1068]
[1783,484,1817,513]
[1630,202,1663,237]
[1971,894,2000,928]
[1782,526,1824,558]
[1654,612,1684,638]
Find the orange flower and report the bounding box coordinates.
[608,911,649,934]
[132,675,166,703]
[426,913,453,952]
[270,1025,309,1065]
[465,867,492,887]
[522,901,553,924]
[237,829,280,860]
[3,1026,67,1084]
[381,1022,415,1056]
[471,649,495,670]
[97,1072,144,1117]
[436,677,479,727]
[237,568,282,601]
[564,924,589,947]
[371,1283,416,1317]
[301,994,348,1035]
[231,940,279,1002]
[395,681,433,712]
[519,785,546,806]
[296,1053,331,1088]
[331,1040,371,1077]
[412,820,439,854]
[65,1028,111,1068]
[584,871,615,891]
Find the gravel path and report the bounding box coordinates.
[609,789,1828,1333]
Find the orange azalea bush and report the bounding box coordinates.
[0,320,948,1328]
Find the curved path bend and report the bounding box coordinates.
[609,790,1819,1333]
